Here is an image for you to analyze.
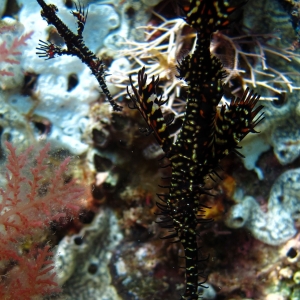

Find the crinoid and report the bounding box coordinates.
[110,11,196,121]
[211,29,300,100]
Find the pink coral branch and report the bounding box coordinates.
[0,25,16,34]
[1,246,61,299]
[0,30,33,76]
[0,69,14,76]
[0,142,84,234]
[0,142,86,298]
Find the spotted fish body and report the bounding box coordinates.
[127,1,263,299]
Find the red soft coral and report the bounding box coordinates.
[0,142,86,299]
[0,246,60,300]
[0,29,33,76]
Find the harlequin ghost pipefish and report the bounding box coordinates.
[127,0,264,299]
[35,0,122,111]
